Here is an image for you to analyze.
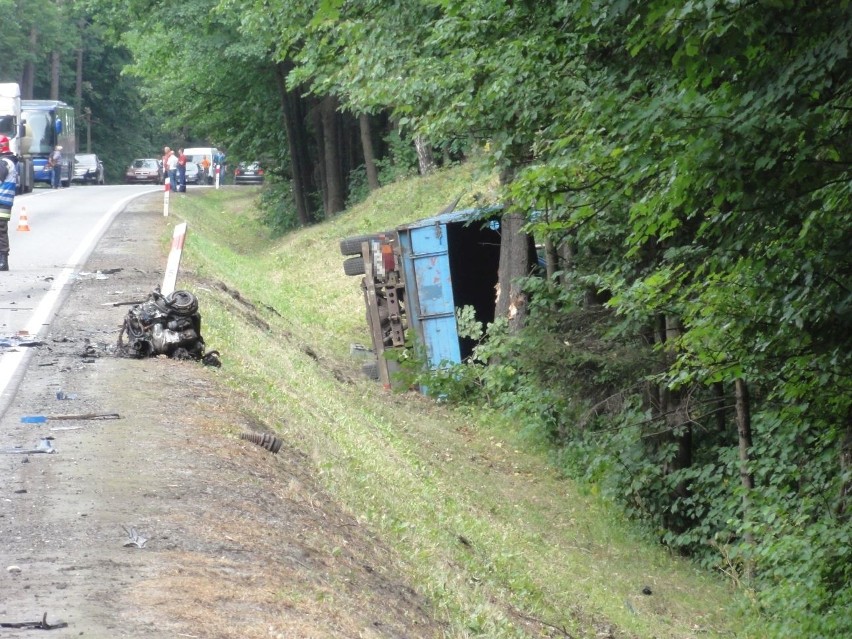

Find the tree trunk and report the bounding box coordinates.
[75,22,84,114]
[544,236,558,281]
[309,100,327,214]
[21,28,37,99]
[51,51,60,100]
[661,315,692,531]
[359,113,380,191]
[320,96,345,215]
[414,136,436,175]
[557,236,574,290]
[735,378,755,580]
[713,382,727,433]
[274,62,313,226]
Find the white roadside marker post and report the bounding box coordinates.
[163,176,170,217]
[161,222,187,296]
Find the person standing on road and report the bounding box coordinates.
[177,148,187,191]
[166,148,178,192]
[200,155,210,183]
[162,146,172,186]
[0,136,17,271]
[48,145,63,189]
[213,149,226,185]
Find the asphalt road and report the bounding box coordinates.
[0,190,442,638]
[0,185,159,419]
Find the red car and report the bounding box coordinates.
[125,158,163,184]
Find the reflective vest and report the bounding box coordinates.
[0,158,16,219]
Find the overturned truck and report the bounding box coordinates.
[341,208,504,387]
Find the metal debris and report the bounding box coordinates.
[240,431,283,454]
[1,437,56,454]
[122,526,148,548]
[48,412,120,421]
[0,612,68,630]
[21,412,120,423]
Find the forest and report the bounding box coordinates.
[2,1,850,636]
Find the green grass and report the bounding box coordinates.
[167,173,756,638]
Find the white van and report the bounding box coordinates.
[182,146,221,184]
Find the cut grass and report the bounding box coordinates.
[168,173,757,638]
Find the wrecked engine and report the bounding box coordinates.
[117,289,219,365]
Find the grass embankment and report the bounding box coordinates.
[169,169,755,639]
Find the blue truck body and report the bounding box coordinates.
[396,208,501,369]
[344,206,503,387]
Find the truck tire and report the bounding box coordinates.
[339,234,375,256]
[339,231,393,256]
[343,256,366,276]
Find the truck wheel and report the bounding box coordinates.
[339,231,393,256]
[339,234,375,256]
[343,256,366,276]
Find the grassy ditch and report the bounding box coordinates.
[168,171,755,638]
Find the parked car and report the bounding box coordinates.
[184,161,203,185]
[125,158,163,184]
[72,153,105,185]
[234,162,264,185]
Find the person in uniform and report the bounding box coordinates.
[0,135,18,270]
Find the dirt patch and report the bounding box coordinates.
[0,195,445,638]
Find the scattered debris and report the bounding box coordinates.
[123,526,148,548]
[1,437,55,454]
[0,333,47,349]
[55,390,78,400]
[49,412,120,421]
[81,344,99,359]
[642,586,653,595]
[21,413,120,424]
[73,270,111,280]
[7,565,22,573]
[240,431,283,454]
[102,298,145,307]
[0,612,68,630]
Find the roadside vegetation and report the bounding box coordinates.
[170,176,755,639]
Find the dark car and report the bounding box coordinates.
[234,162,264,185]
[183,161,203,185]
[125,158,163,184]
[72,153,105,185]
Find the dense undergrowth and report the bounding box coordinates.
[166,172,764,639]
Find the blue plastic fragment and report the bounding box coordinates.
[20,416,47,424]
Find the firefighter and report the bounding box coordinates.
[0,135,16,271]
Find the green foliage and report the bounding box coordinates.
[257,181,302,236]
[344,165,370,209]
[375,128,419,184]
